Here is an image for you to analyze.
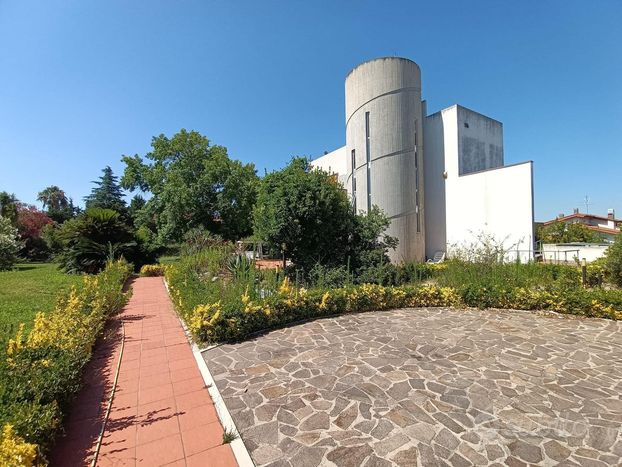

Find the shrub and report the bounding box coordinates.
[15,204,53,261]
[0,215,19,271]
[0,425,36,467]
[140,264,166,277]
[166,252,622,346]
[0,260,131,462]
[307,264,350,289]
[605,233,622,287]
[167,259,461,344]
[56,208,135,274]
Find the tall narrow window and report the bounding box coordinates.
[351,149,356,206]
[365,111,371,212]
[415,127,421,233]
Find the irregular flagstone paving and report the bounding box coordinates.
[203,307,622,467]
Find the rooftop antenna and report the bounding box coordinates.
[580,195,593,214]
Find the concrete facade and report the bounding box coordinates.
[313,57,535,263]
[345,58,425,262]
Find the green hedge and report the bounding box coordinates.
[0,260,132,465]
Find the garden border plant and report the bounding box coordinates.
[0,259,132,466]
[163,255,622,346]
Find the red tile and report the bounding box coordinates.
[139,383,174,405]
[117,368,141,383]
[136,433,184,466]
[168,358,197,371]
[167,346,194,362]
[120,358,141,371]
[140,362,170,377]
[180,421,223,456]
[97,451,136,467]
[177,404,219,431]
[161,460,185,467]
[173,377,207,397]
[141,347,167,359]
[116,377,140,395]
[112,391,139,411]
[137,397,177,417]
[136,408,180,446]
[186,444,236,467]
[141,354,169,368]
[174,389,211,415]
[140,372,172,390]
[170,366,200,383]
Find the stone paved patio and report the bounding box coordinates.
[203,308,622,466]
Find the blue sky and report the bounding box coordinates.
[0,0,620,222]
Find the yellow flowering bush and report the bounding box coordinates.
[1,259,132,463]
[0,425,37,467]
[140,264,167,277]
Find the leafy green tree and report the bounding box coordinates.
[254,157,352,271]
[0,214,19,270]
[85,166,128,215]
[537,220,605,244]
[46,197,82,224]
[0,191,18,224]
[254,157,397,274]
[37,185,68,211]
[121,129,258,243]
[605,232,622,287]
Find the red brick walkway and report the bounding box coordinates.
[50,277,237,467]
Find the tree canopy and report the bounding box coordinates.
[253,156,397,273]
[0,191,18,224]
[537,220,606,244]
[37,185,80,223]
[84,166,127,215]
[37,186,68,211]
[121,129,258,243]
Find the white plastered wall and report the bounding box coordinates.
[424,105,534,262]
[311,146,348,186]
[445,162,534,262]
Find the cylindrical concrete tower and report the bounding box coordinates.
[345,57,425,262]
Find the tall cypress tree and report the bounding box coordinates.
[85,166,127,215]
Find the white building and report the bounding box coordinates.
[313,57,535,263]
[542,209,620,243]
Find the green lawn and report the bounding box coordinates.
[0,263,83,345]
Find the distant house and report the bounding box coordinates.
[543,208,620,243]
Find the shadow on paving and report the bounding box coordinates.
[203,307,622,467]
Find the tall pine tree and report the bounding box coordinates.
[85,166,127,215]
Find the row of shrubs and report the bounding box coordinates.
[164,261,622,345]
[0,260,132,466]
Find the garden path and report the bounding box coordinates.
[50,277,237,467]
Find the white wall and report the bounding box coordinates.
[541,243,609,263]
[446,162,534,262]
[311,146,347,177]
[423,107,455,258]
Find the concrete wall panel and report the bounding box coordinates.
[345,57,425,262]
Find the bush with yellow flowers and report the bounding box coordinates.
[140,264,167,277]
[0,425,37,467]
[166,257,463,344]
[0,259,132,465]
[166,253,622,346]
